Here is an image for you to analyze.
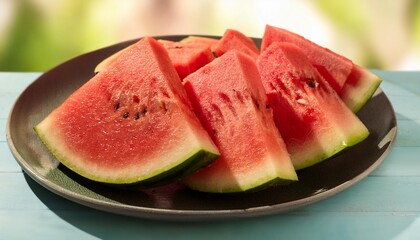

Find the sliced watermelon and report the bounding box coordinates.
[257,42,369,170]
[261,25,381,112]
[95,39,215,81]
[35,37,220,185]
[213,29,260,60]
[182,50,297,193]
[94,46,126,73]
[157,39,215,80]
[340,64,382,112]
[181,36,219,52]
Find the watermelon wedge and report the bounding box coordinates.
[182,50,298,193]
[94,46,126,73]
[181,36,219,52]
[95,39,215,80]
[257,42,369,170]
[261,25,381,112]
[35,37,220,185]
[213,29,260,60]
[157,39,215,80]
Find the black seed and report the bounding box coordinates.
[123,112,129,118]
[306,78,317,88]
[141,107,148,115]
[114,102,120,110]
[266,104,270,109]
[134,112,140,120]
[252,96,260,109]
[174,45,182,49]
[161,102,169,112]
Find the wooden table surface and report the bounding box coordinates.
[1,71,420,240]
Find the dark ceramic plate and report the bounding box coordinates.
[6,36,397,220]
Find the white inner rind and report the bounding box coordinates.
[290,104,369,170]
[341,68,382,113]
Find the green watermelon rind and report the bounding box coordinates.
[341,72,382,113]
[293,127,370,170]
[183,157,299,193]
[34,126,219,186]
[183,173,297,194]
[137,149,219,187]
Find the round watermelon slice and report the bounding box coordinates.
[182,50,298,193]
[257,42,370,170]
[34,37,220,185]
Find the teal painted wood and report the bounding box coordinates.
[372,146,420,176]
[394,119,420,147]
[385,95,420,120]
[0,72,38,119]
[0,144,22,172]
[1,71,420,240]
[0,118,6,142]
[0,210,418,240]
[374,70,420,96]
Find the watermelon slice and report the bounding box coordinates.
[157,39,215,80]
[181,36,219,52]
[95,39,215,80]
[257,42,369,170]
[182,50,298,193]
[35,37,220,185]
[94,46,126,73]
[213,29,260,60]
[261,25,381,112]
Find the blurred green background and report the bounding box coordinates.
[1,0,419,72]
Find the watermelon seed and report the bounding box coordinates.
[141,107,148,115]
[266,104,270,109]
[234,89,244,103]
[297,98,308,105]
[114,103,120,110]
[134,112,140,120]
[306,78,318,88]
[158,87,170,99]
[123,112,129,118]
[161,101,169,112]
[251,96,260,110]
[219,93,237,116]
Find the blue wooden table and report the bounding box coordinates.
[1,71,420,239]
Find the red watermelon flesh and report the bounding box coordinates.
[96,39,215,81]
[257,42,369,170]
[213,29,260,60]
[181,36,219,52]
[158,39,215,80]
[261,25,381,112]
[35,37,220,185]
[182,50,297,193]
